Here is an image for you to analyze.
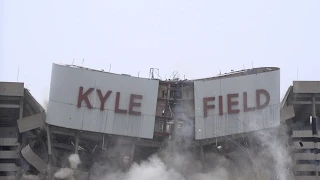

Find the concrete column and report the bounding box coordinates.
[46,125,53,177]
[75,131,79,154]
[199,141,204,163]
[130,142,135,164]
[312,95,318,180]
[199,141,205,173]
[18,97,24,143]
[46,126,52,159]
[312,95,318,135]
[313,95,316,117]
[19,97,24,119]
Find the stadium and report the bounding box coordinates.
[0,63,317,179]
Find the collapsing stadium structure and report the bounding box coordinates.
[0,63,317,179]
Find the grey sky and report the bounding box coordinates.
[1,0,320,105]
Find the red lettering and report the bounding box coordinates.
[115,92,127,114]
[243,92,255,112]
[219,96,223,116]
[97,89,112,111]
[256,89,270,109]
[227,94,240,114]
[203,97,215,118]
[77,87,94,109]
[129,94,143,116]
[202,90,271,116]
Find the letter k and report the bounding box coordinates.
[77,87,94,108]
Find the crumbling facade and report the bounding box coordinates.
[0,65,284,179]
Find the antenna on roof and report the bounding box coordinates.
[72,59,84,66]
[149,68,161,79]
[17,67,19,82]
[109,63,112,72]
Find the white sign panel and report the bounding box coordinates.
[194,69,280,140]
[46,64,159,139]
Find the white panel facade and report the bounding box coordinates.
[46,64,159,139]
[194,69,280,139]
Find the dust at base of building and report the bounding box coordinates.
[13,122,292,180]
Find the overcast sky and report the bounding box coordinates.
[1,0,320,105]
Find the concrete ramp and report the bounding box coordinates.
[21,145,47,174]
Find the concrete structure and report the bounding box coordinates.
[43,65,281,173]
[0,65,283,179]
[46,64,280,140]
[282,81,320,180]
[0,82,45,179]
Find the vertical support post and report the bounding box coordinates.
[16,96,24,178]
[46,126,52,159]
[199,141,205,173]
[312,95,318,180]
[130,142,135,164]
[46,125,53,177]
[313,95,316,117]
[312,95,317,135]
[18,97,24,142]
[75,131,79,154]
[199,141,204,163]
[19,97,23,119]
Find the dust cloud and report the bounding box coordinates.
[22,123,292,180]
[30,102,292,180]
[94,118,293,180]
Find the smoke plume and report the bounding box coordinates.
[91,102,293,180]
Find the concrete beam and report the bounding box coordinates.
[293,164,317,171]
[0,138,19,146]
[0,163,19,172]
[17,112,45,133]
[0,104,20,108]
[293,81,320,93]
[0,82,24,96]
[280,105,295,122]
[0,151,21,159]
[0,176,16,180]
[289,101,320,105]
[52,143,74,151]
